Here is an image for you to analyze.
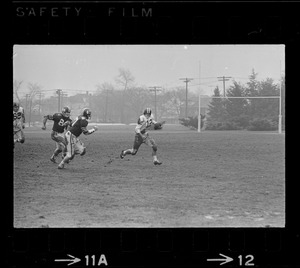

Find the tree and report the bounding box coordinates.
[166,87,186,118]
[206,86,228,129]
[27,83,42,126]
[126,86,152,119]
[225,81,249,128]
[245,69,259,97]
[115,68,135,123]
[95,82,115,122]
[280,75,285,130]
[226,82,247,113]
[245,69,260,118]
[13,80,23,104]
[254,78,279,120]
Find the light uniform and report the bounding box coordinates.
[13,106,25,143]
[133,114,157,151]
[120,110,162,165]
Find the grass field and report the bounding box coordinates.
[13,124,285,228]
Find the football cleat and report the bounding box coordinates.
[120,150,125,159]
[58,162,64,169]
[50,156,56,163]
[153,160,162,165]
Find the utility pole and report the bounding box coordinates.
[149,86,162,121]
[85,91,93,108]
[61,92,68,108]
[217,76,231,97]
[56,89,62,112]
[179,78,193,118]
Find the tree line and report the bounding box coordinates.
[181,69,285,131]
[13,68,285,130]
[14,68,195,125]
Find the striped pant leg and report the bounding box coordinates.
[64,131,75,159]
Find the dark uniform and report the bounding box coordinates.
[58,108,97,169]
[42,112,72,163]
[68,116,89,137]
[45,113,72,143]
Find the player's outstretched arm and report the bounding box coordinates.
[42,115,52,130]
[82,126,98,135]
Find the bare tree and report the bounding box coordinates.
[126,86,151,118]
[162,87,185,118]
[115,68,135,90]
[95,82,115,122]
[27,83,42,126]
[115,68,135,123]
[13,80,23,104]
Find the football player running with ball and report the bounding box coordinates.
[13,102,26,145]
[120,108,164,165]
[42,106,72,163]
[58,108,98,169]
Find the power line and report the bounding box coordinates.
[217,76,232,97]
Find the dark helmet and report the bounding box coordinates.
[82,108,92,119]
[13,102,20,110]
[143,108,152,115]
[62,106,71,117]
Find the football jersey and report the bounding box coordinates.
[13,107,25,121]
[47,113,72,133]
[135,114,156,134]
[69,116,88,137]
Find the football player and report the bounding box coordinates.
[13,102,26,144]
[42,106,72,163]
[58,108,98,169]
[120,108,163,165]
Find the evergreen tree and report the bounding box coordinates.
[256,78,279,120]
[245,69,260,97]
[206,86,229,129]
[226,81,249,128]
[245,69,260,118]
[226,81,247,116]
[280,75,285,130]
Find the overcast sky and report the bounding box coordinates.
[13,45,284,98]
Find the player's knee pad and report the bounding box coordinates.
[80,147,86,156]
[152,145,158,152]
